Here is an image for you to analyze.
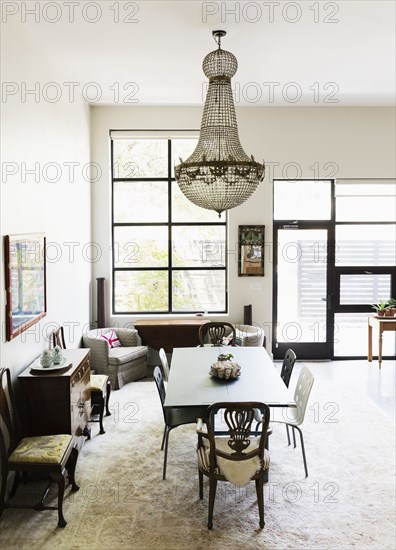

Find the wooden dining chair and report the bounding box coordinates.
[52,326,111,435]
[198,322,237,347]
[0,367,79,527]
[196,401,270,530]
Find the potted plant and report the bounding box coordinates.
[386,298,396,317]
[371,300,389,317]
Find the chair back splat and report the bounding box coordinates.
[199,322,237,347]
[280,348,297,388]
[293,366,314,426]
[159,348,170,381]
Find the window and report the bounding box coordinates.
[111,134,227,314]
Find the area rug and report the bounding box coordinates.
[1,366,395,550]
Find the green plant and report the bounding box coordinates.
[387,298,396,307]
[371,300,389,312]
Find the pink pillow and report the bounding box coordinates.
[100,329,121,348]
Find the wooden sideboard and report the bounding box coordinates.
[134,319,209,353]
[18,349,91,448]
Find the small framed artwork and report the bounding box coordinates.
[4,233,47,341]
[238,225,265,277]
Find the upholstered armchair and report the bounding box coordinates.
[234,324,265,347]
[83,328,148,390]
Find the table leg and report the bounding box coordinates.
[368,321,373,362]
[378,328,383,369]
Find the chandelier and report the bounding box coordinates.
[175,30,265,216]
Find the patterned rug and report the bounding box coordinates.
[1,366,395,550]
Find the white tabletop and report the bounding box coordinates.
[164,346,295,409]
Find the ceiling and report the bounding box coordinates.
[4,0,396,106]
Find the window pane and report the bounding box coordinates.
[172,270,226,312]
[274,180,331,220]
[336,196,396,221]
[336,183,395,196]
[113,139,168,178]
[172,226,225,267]
[277,229,327,343]
[334,313,396,357]
[172,182,225,222]
[171,139,197,178]
[340,274,391,305]
[336,225,396,266]
[114,227,168,268]
[114,181,168,223]
[114,271,168,312]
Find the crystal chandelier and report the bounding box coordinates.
[175,30,265,216]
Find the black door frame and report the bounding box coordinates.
[272,222,335,360]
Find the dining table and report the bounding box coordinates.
[164,346,296,412]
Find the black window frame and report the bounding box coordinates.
[110,135,228,315]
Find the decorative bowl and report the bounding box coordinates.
[210,360,241,380]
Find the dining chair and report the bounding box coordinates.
[278,348,297,446]
[153,367,203,480]
[52,326,111,435]
[274,366,314,477]
[280,348,297,388]
[0,367,79,527]
[198,322,237,347]
[159,348,170,381]
[196,401,270,530]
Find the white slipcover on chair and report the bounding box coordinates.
[235,324,265,347]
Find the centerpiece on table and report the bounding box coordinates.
[210,353,241,380]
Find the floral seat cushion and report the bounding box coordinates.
[9,434,72,464]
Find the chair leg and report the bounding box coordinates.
[105,379,111,416]
[199,470,203,500]
[53,473,67,528]
[9,471,21,497]
[255,477,265,529]
[286,424,291,445]
[160,425,167,451]
[162,426,172,480]
[66,447,80,492]
[292,426,297,448]
[98,394,105,434]
[208,478,217,530]
[295,426,309,477]
[0,469,8,516]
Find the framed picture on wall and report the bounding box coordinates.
[4,233,47,341]
[238,225,265,277]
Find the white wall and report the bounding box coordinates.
[0,19,92,381]
[90,105,395,346]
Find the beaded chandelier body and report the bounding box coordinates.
[175,31,265,216]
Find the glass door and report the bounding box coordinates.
[273,227,332,359]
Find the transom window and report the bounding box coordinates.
[111,133,227,314]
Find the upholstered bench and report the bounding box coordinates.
[83,328,148,390]
[90,374,111,434]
